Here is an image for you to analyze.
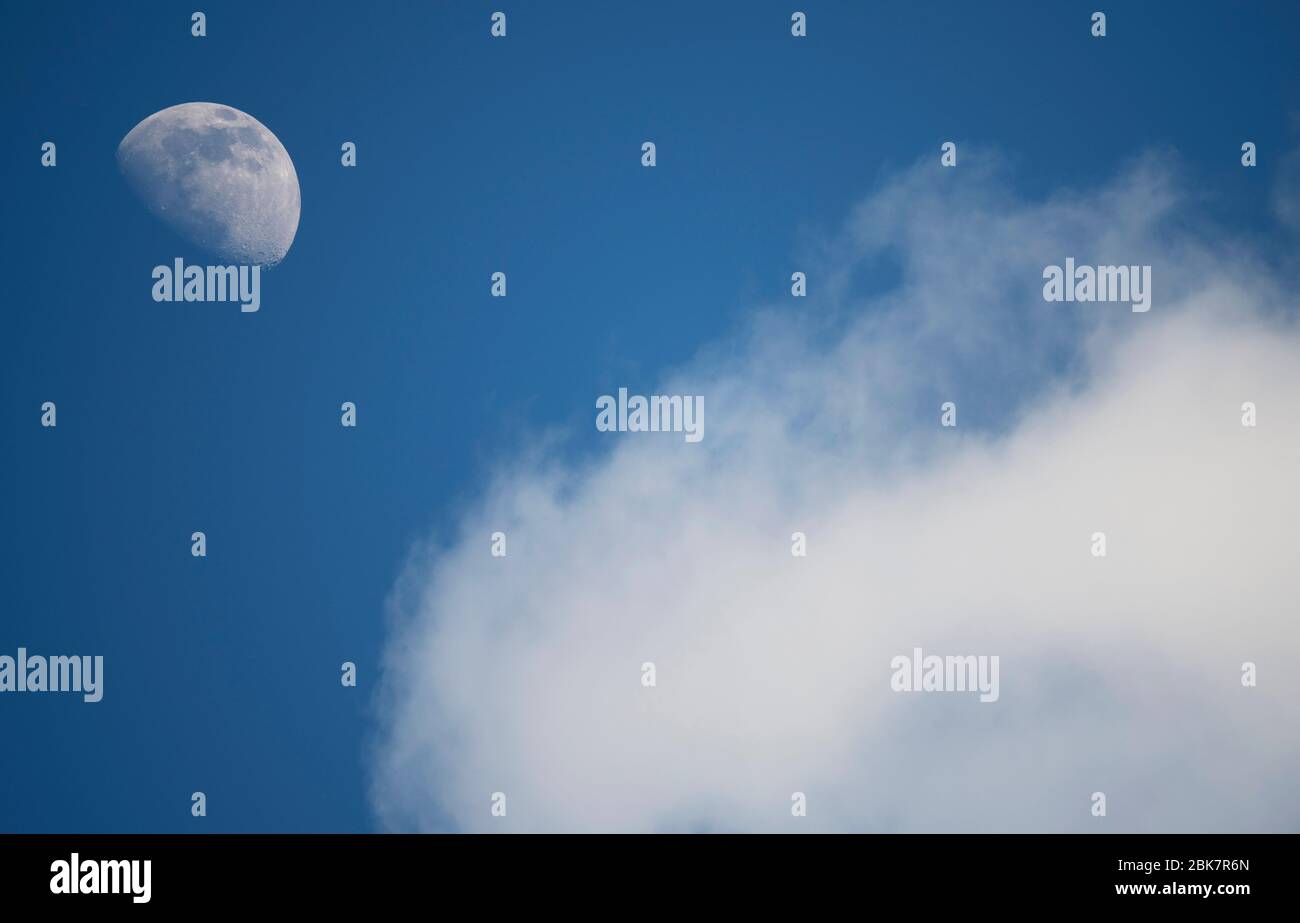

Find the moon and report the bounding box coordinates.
[117,102,300,267]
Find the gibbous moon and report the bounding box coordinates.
[117,102,300,266]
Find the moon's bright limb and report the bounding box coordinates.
[117,102,301,267]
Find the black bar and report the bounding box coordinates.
[0,834,1287,908]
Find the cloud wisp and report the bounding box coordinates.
[371,150,1300,832]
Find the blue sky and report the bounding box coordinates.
[3,1,1299,832]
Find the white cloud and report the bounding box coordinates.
[371,151,1300,832]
